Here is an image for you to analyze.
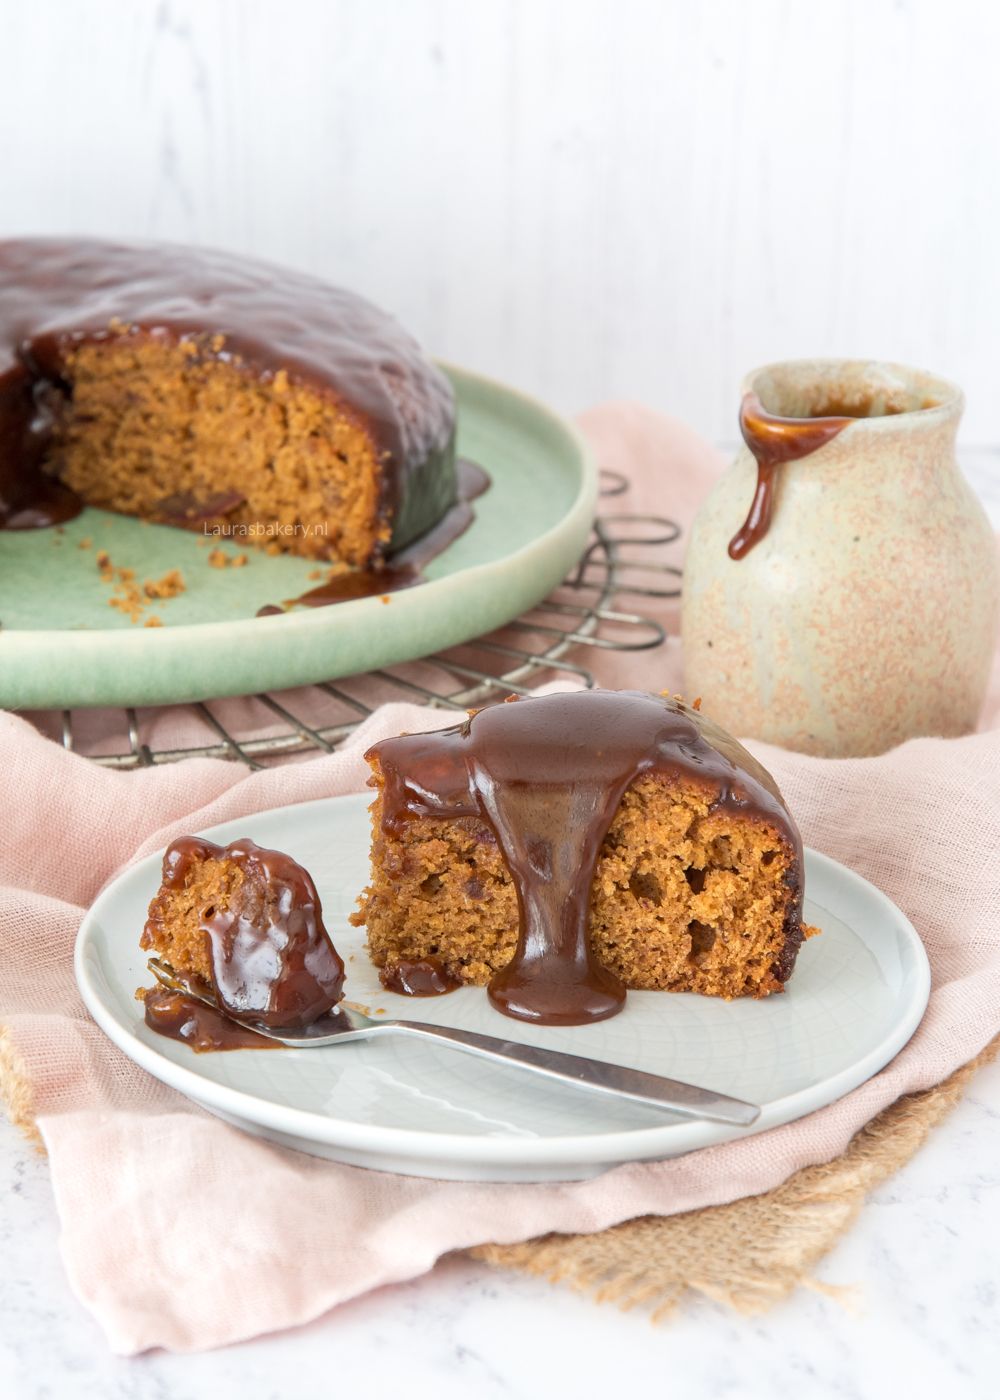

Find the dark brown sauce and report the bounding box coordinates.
[275,459,491,611]
[729,393,853,559]
[379,957,461,996]
[143,987,279,1053]
[367,689,804,1026]
[141,836,345,1029]
[155,488,248,524]
[0,238,455,550]
[394,458,489,570]
[283,565,420,609]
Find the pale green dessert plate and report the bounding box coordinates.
[0,366,597,710]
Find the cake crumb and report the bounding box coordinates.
[108,574,145,623]
[78,537,92,550]
[144,569,185,599]
[208,548,249,570]
[40,330,390,568]
[95,554,184,624]
[380,595,391,604]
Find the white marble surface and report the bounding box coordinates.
[1,1055,998,1399]
[2,454,998,1399]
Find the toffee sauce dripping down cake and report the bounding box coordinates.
[141,836,345,1049]
[272,458,490,611]
[353,689,818,1026]
[0,238,458,565]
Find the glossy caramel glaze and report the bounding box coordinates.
[143,986,279,1052]
[142,835,345,1028]
[366,689,805,1025]
[378,957,461,996]
[729,393,852,559]
[0,238,456,549]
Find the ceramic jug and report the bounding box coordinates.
[682,359,998,757]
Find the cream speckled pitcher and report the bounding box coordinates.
[682,359,999,757]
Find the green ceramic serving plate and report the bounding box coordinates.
[0,366,597,710]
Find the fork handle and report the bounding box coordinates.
[388,1020,759,1126]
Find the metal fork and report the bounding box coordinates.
[147,958,760,1126]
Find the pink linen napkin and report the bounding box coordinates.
[2,405,1000,1354]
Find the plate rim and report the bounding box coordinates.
[0,362,598,708]
[74,792,932,1169]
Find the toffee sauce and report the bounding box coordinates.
[275,459,490,610]
[143,986,279,1053]
[729,393,853,559]
[378,957,461,996]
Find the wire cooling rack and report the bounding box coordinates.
[32,472,681,769]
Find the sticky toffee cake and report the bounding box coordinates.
[0,238,457,565]
[141,836,344,1042]
[353,689,818,1025]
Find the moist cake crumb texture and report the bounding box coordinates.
[355,772,814,1000]
[142,848,248,989]
[352,690,819,1016]
[55,337,383,564]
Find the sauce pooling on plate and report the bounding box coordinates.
[142,986,279,1053]
[378,957,461,997]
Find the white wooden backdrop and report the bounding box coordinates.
[2,0,999,446]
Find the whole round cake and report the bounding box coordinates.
[0,238,457,564]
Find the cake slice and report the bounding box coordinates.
[141,836,344,1029]
[352,689,818,1025]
